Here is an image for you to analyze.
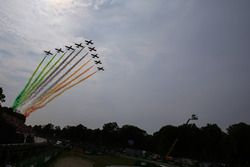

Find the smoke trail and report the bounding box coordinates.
[19,50,75,107]
[26,49,87,104]
[13,55,47,109]
[18,53,58,105]
[24,70,98,117]
[19,52,67,104]
[27,51,67,95]
[20,48,87,111]
[38,59,92,101]
[26,49,83,103]
[34,65,94,106]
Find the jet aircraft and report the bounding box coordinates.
[88,47,96,52]
[44,50,52,55]
[65,45,74,51]
[97,67,104,71]
[75,43,84,48]
[95,60,102,64]
[55,48,64,53]
[85,40,93,45]
[91,54,99,58]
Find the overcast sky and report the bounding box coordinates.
[0,0,250,133]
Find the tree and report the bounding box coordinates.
[103,122,119,132]
[119,125,147,149]
[0,87,6,106]
[174,124,201,158]
[227,122,250,163]
[200,124,224,161]
[153,125,178,154]
[102,122,119,147]
[42,123,55,138]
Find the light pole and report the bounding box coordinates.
[185,114,198,125]
[166,114,198,160]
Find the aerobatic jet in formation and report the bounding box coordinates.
[44,50,52,55]
[75,43,84,48]
[88,47,96,52]
[55,48,64,53]
[97,67,104,71]
[65,45,74,51]
[91,54,99,58]
[85,40,93,45]
[95,60,102,64]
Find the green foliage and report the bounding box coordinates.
[32,122,250,165]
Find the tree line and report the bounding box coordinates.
[33,122,250,165]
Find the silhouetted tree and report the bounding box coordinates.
[227,122,250,164]
[43,123,55,138]
[0,87,6,106]
[174,124,201,158]
[153,125,178,154]
[33,125,43,135]
[103,122,119,132]
[119,125,147,149]
[86,128,102,145]
[102,122,119,147]
[28,121,250,165]
[199,124,225,161]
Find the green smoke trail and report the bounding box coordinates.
[23,49,84,111]
[17,53,58,106]
[24,69,98,117]
[20,50,76,108]
[29,48,85,105]
[19,52,67,106]
[13,55,47,110]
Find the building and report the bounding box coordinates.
[0,106,32,144]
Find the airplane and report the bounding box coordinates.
[94,60,102,64]
[97,67,104,71]
[85,40,93,45]
[88,47,96,52]
[75,43,84,48]
[44,50,52,55]
[65,45,74,50]
[55,48,64,53]
[91,54,99,58]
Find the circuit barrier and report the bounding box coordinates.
[0,143,63,166]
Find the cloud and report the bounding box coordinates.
[0,0,250,133]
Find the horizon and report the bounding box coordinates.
[28,119,248,135]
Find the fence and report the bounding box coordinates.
[0,143,63,167]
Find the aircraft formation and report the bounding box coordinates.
[13,39,104,117]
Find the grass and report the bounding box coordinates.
[83,154,136,167]
[47,151,69,167]
[48,150,136,167]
